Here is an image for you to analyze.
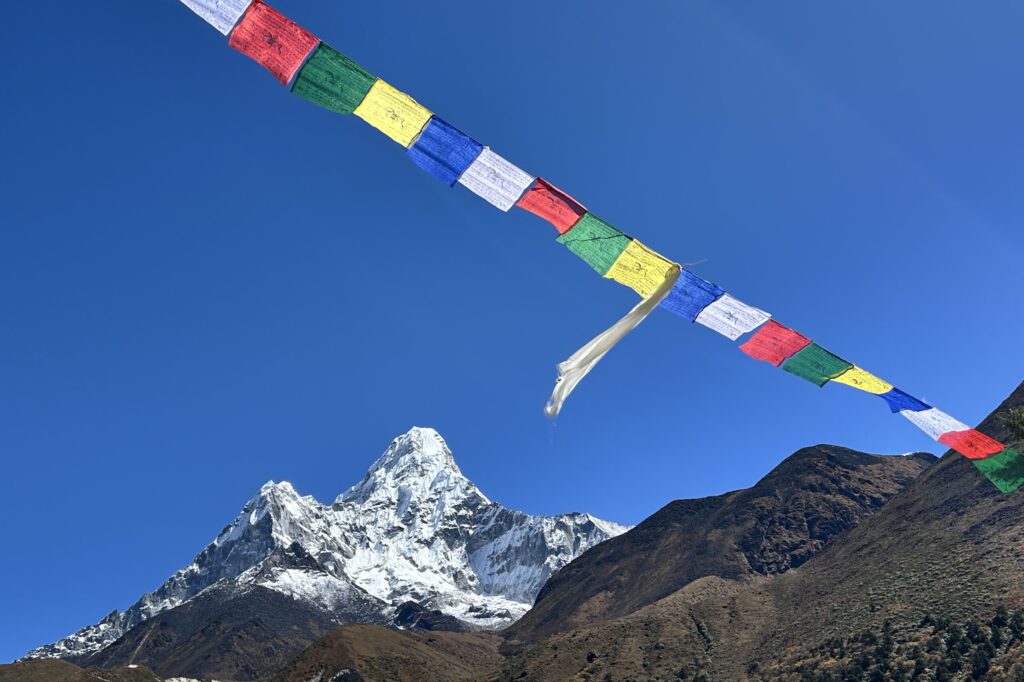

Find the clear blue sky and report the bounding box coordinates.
[3,0,1023,662]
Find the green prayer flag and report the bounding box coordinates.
[782,343,853,387]
[556,213,630,276]
[974,448,1024,494]
[291,43,376,115]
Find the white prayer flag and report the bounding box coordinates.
[180,0,253,35]
[458,148,534,212]
[694,293,771,340]
[899,407,969,441]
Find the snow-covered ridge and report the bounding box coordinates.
[26,427,629,661]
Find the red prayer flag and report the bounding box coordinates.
[229,1,319,85]
[739,320,812,366]
[516,178,586,234]
[938,429,1006,460]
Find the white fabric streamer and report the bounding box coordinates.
[546,265,681,417]
[180,0,253,35]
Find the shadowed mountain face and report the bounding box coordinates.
[753,380,1024,671]
[79,583,350,681]
[271,624,503,682]
[493,380,1024,680]
[0,660,159,682]
[506,445,935,645]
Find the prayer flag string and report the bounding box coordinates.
[173,0,1018,492]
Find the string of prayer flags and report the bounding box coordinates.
[354,80,432,147]
[833,366,894,395]
[939,429,1007,460]
[974,449,1024,494]
[660,271,724,321]
[556,213,631,275]
[782,343,853,387]
[181,0,252,34]
[605,240,678,298]
[900,407,970,441]
[739,320,811,366]
[291,43,375,115]
[517,179,587,234]
[695,294,771,341]
[458,148,534,211]
[407,116,483,186]
[173,0,1021,492]
[879,388,931,413]
[228,1,318,85]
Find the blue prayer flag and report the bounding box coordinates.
[660,270,724,321]
[879,388,930,413]
[407,116,483,186]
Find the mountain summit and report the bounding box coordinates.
[26,427,627,664]
[340,426,487,507]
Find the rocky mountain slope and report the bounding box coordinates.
[0,660,159,682]
[493,380,1024,680]
[25,427,626,672]
[271,624,503,682]
[506,444,934,645]
[268,442,934,681]
[82,583,344,681]
[752,379,1024,677]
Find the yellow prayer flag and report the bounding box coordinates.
[605,240,677,298]
[353,79,432,147]
[833,366,893,395]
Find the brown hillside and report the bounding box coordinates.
[0,660,159,682]
[82,583,342,681]
[496,380,1024,680]
[507,444,934,645]
[758,380,1024,664]
[271,624,502,682]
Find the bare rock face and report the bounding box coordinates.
[25,427,627,665]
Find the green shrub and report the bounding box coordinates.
[998,406,1024,441]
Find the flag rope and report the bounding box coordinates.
[171,0,1021,492]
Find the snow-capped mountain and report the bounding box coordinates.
[26,427,628,661]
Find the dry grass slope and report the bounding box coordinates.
[272,624,503,682]
[0,660,160,682]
